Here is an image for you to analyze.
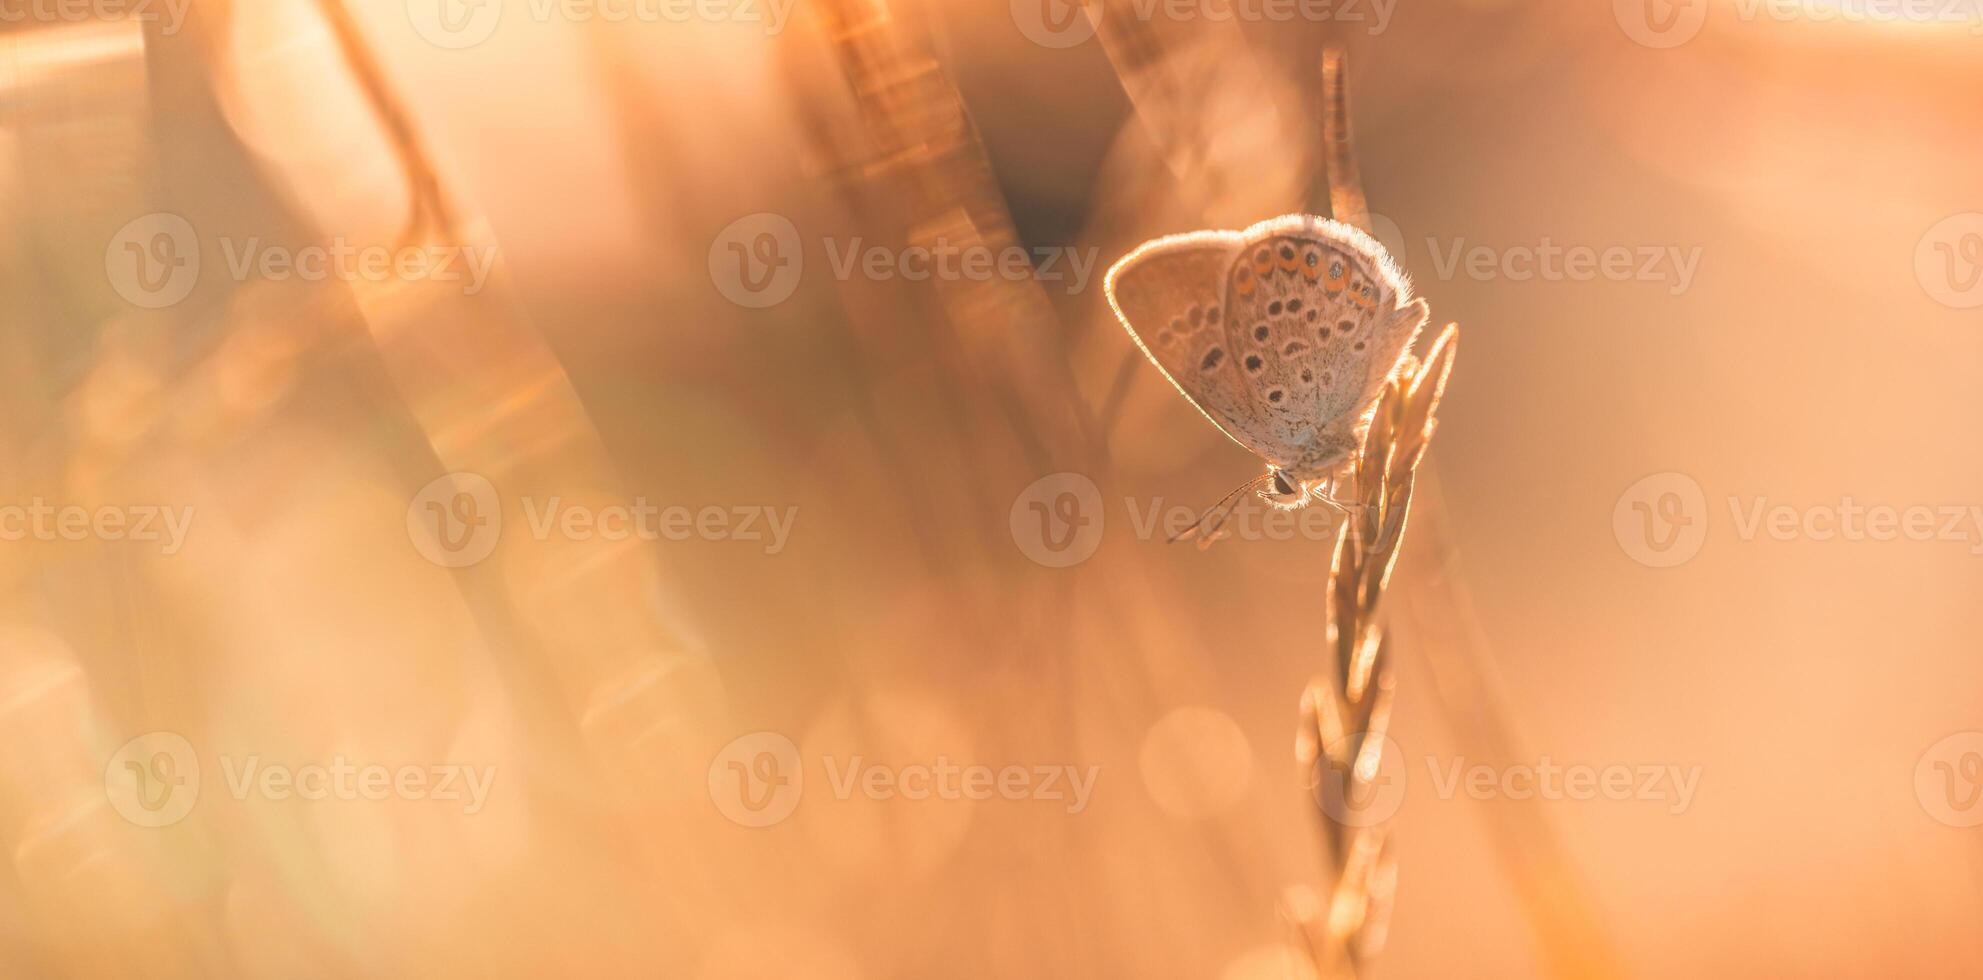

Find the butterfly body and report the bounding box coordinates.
[1105,214,1430,517]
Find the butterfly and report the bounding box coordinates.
[1103,214,1430,543]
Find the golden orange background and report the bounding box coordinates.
[3,1,1981,977]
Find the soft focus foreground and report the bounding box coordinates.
[2,1,1981,978]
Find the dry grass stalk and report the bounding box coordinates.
[1278,47,1460,979]
[1288,322,1457,980]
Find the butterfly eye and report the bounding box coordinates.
[1244,354,1264,374]
[1286,299,1302,313]
[1267,300,1283,316]
[1330,261,1343,278]
[1253,325,1269,341]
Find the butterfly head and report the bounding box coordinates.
[1263,428,1362,509]
[1260,468,1318,510]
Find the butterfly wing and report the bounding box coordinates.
[1104,230,1296,462]
[1108,215,1432,469]
[1218,216,1429,450]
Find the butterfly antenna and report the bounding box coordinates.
[1170,474,1272,549]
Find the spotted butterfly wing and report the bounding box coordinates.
[1103,230,1300,461]
[1107,215,1429,469]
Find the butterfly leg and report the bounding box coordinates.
[1310,474,1367,521]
